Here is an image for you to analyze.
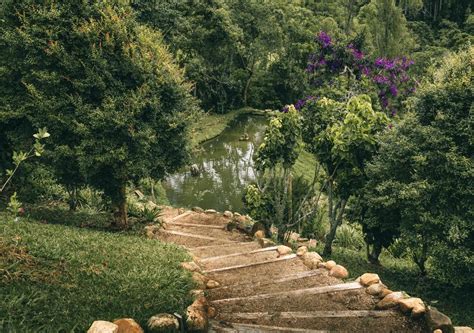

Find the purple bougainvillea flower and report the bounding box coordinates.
[348,44,364,60]
[389,85,398,97]
[375,58,385,68]
[373,75,390,84]
[294,96,316,111]
[317,31,332,48]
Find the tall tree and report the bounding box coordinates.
[301,95,388,256]
[0,0,198,227]
[357,0,414,57]
[356,46,473,283]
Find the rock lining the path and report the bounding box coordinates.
[87,321,118,333]
[113,318,143,333]
[148,313,179,332]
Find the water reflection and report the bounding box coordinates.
[163,114,268,211]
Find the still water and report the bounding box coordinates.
[163,114,268,211]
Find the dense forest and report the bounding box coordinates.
[0,0,472,331]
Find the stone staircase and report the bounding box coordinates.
[146,207,465,333]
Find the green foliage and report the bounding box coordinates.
[255,105,302,170]
[1,129,50,194]
[6,193,21,216]
[357,0,415,57]
[133,0,327,111]
[245,106,324,241]
[244,173,321,242]
[301,95,388,255]
[356,46,473,284]
[334,223,365,250]
[0,217,193,332]
[0,1,199,226]
[301,95,388,197]
[137,178,170,206]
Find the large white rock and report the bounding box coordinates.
[277,245,293,256]
[296,246,308,256]
[148,314,179,332]
[325,260,337,270]
[87,321,118,333]
[302,252,323,269]
[359,273,380,286]
[376,291,404,309]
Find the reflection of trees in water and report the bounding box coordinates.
[163,115,267,210]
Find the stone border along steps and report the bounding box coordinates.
[136,207,471,333]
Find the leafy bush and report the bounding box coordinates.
[0,1,198,228]
[334,224,365,251]
[356,46,473,284]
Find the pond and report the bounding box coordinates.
[163,114,268,212]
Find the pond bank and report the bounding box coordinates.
[190,107,275,147]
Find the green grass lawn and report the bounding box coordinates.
[0,215,194,332]
[190,107,269,147]
[318,244,474,327]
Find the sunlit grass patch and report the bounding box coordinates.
[0,215,194,332]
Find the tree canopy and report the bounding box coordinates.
[0,0,199,226]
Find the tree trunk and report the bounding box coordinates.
[288,173,295,233]
[413,237,428,276]
[68,187,78,211]
[368,243,383,265]
[114,184,128,228]
[243,61,255,107]
[243,72,252,107]
[344,0,355,33]
[323,180,347,257]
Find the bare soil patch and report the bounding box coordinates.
[191,242,261,259]
[207,269,341,301]
[214,288,378,313]
[200,250,279,271]
[207,257,309,286]
[215,311,426,332]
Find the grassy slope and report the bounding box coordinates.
[189,107,275,146]
[190,108,251,146]
[315,244,474,327]
[0,215,194,332]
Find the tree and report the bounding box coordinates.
[301,95,388,256]
[0,0,198,227]
[133,0,245,113]
[357,0,415,57]
[244,105,307,241]
[356,46,473,284]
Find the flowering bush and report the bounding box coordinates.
[305,31,418,115]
